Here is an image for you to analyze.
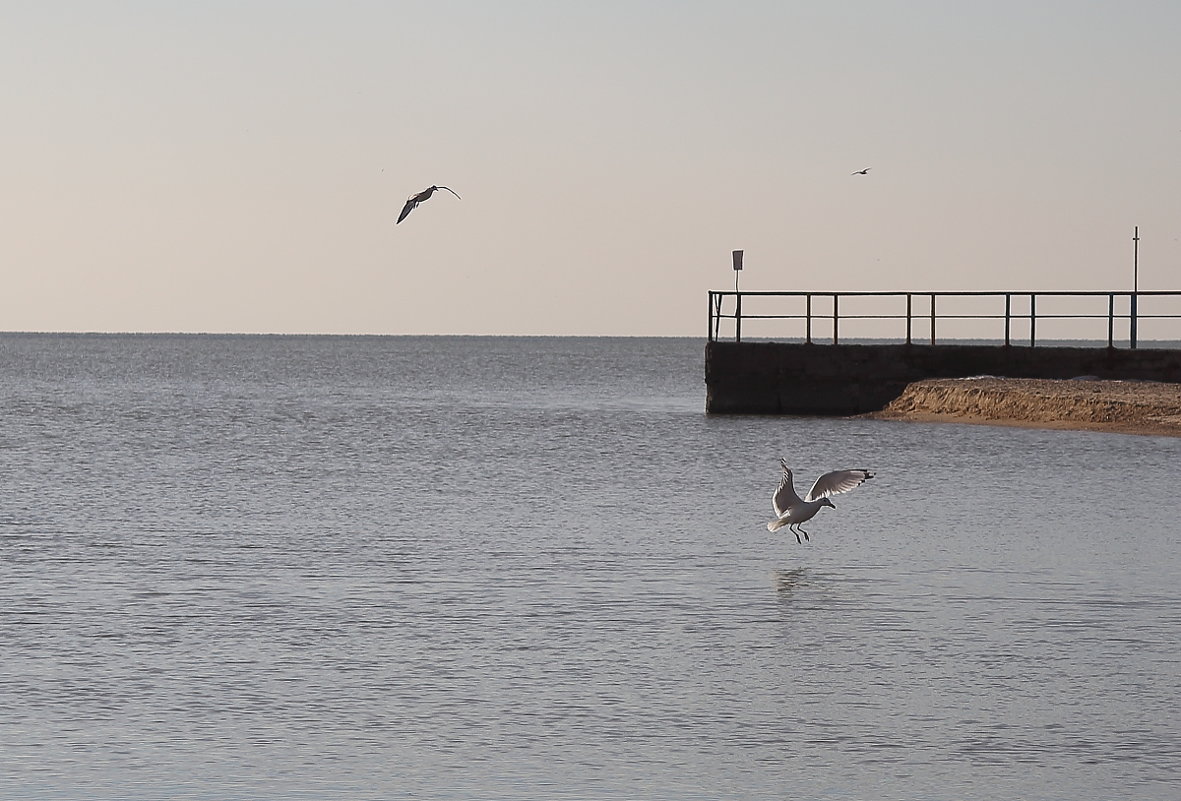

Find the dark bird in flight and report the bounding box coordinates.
[851,167,871,175]
[397,185,461,224]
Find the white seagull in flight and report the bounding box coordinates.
[397,185,461,224]
[767,459,874,543]
[851,167,871,175]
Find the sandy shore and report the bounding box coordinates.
[867,377,1181,437]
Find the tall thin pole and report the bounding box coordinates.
[1131,226,1139,349]
[1129,225,1138,295]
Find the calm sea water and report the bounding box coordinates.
[2,334,1178,801]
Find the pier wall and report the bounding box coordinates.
[704,342,1181,415]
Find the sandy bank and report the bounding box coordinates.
[867,377,1181,437]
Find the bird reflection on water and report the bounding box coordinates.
[773,567,811,597]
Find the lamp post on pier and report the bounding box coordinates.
[1131,227,1139,349]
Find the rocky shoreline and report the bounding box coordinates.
[867,377,1181,437]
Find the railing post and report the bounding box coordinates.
[1030,293,1036,347]
[930,293,936,345]
[806,294,812,344]
[906,293,912,344]
[1108,294,1114,348]
[735,293,742,343]
[833,294,839,345]
[708,292,715,342]
[1130,292,1138,349]
[1004,294,1011,347]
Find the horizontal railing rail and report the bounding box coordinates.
[707,290,1181,348]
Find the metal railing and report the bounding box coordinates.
[707,290,1181,348]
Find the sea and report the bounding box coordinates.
[1,333,1178,801]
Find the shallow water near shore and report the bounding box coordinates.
[2,334,1179,800]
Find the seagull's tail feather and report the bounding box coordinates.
[767,518,790,532]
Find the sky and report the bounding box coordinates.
[3,1,1180,335]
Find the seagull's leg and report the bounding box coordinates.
[790,524,802,545]
[800,527,810,541]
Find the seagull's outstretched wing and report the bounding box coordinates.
[396,198,418,224]
[397,186,459,224]
[771,460,801,517]
[805,469,874,502]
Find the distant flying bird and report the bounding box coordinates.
[851,167,871,175]
[397,185,461,224]
[767,459,874,543]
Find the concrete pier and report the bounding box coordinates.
[705,341,1181,415]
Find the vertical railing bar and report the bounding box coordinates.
[735,293,742,343]
[930,293,936,345]
[708,292,715,342]
[906,293,912,345]
[1130,291,1138,350]
[806,294,812,345]
[1004,293,1011,347]
[1108,293,1114,348]
[833,293,839,345]
[1030,293,1037,347]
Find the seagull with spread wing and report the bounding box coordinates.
[851,167,871,175]
[396,185,461,224]
[767,459,874,543]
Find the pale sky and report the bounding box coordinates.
[3,1,1179,335]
